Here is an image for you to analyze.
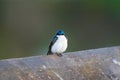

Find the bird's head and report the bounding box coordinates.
[56,30,65,35]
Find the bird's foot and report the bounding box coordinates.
[56,53,63,57]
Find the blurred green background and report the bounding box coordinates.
[0,0,120,59]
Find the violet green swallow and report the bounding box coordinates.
[47,30,68,56]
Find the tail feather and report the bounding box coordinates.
[47,50,53,55]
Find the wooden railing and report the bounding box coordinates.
[0,46,120,80]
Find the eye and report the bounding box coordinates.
[57,33,60,35]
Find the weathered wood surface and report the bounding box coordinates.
[0,46,120,80]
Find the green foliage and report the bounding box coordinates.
[0,0,120,59]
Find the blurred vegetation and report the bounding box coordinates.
[0,0,120,59]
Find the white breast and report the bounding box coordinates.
[51,35,68,54]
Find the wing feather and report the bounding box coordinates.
[47,36,58,55]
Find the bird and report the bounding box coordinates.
[47,30,68,56]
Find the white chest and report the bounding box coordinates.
[51,35,68,54]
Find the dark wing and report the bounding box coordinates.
[47,36,58,55]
